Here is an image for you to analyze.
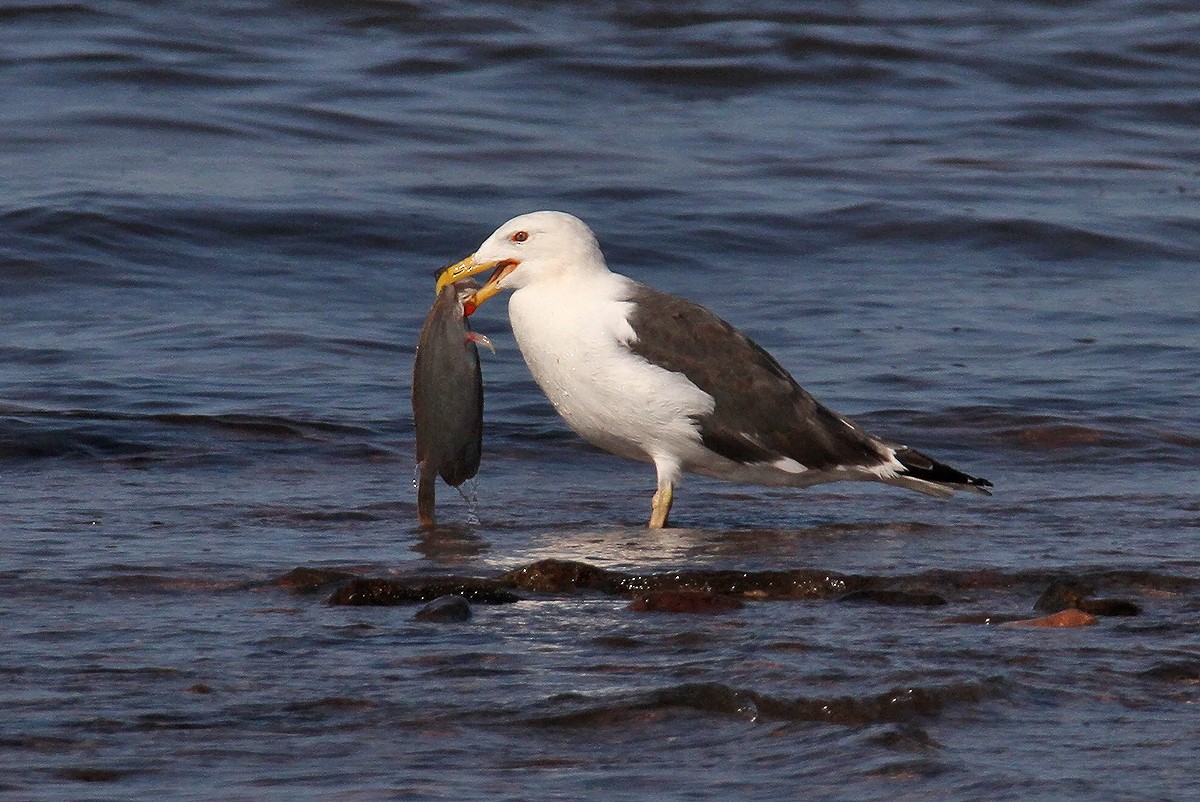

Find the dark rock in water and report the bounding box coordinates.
[941,613,1026,625]
[664,631,711,649]
[592,634,644,649]
[838,589,947,607]
[327,577,519,606]
[1139,662,1200,684]
[629,590,744,614]
[1034,579,1092,613]
[498,560,866,601]
[413,595,472,623]
[527,678,1003,729]
[618,568,862,600]
[1035,579,1139,616]
[1077,597,1140,616]
[412,280,489,527]
[500,559,619,593]
[327,578,413,605]
[270,566,359,594]
[866,722,941,752]
[863,758,948,780]
[56,767,128,783]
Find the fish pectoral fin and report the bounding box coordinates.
[466,332,495,353]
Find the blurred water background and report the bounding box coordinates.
[2,1,1198,799]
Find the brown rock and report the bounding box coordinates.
[1008,609,1099,628]
[629,590,744,614]
[500,559,618,592]
[270,566,359,594]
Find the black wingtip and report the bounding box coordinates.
[895,447,992,494]
[964,474,994,496]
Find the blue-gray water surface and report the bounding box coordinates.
[2,1,1198,800]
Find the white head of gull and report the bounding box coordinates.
[438,210,991,528]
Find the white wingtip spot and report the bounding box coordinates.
[770,457,808,474]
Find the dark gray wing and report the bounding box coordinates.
[623,283,888,470]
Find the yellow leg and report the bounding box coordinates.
[649,481,673,529]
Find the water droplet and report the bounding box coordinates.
[457,478,480,525]
[733,692,759,723]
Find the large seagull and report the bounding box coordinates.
[438,211,991,528]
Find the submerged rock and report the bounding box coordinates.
[629,590,744,614]
[498,559,867,600]
[413,595,472,622]
[56,767,128,783]
[283,561,1158,624]
[1034,579,1091,613]
[1139,662,1200,684]
[268,566,359,594]
[618,568,862,600]
[500,559,619,593]
[940,613,1026,626]
[866,722,941,752]
[498,561,878,601]
[327,577,519,606]
[1077,597,1140,616]
[526,678,1004,729]
[1035,579,1140,616]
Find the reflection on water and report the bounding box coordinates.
[411,524,490,565]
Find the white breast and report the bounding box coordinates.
[506,274,713,466]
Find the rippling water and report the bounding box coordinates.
[3,1,1198,799]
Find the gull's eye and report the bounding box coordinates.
[511,230,528,243]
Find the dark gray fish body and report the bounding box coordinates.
[412,282,487,526]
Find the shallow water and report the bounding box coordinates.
[3,1,1199,799]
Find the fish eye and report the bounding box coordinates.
[511,230,528,243]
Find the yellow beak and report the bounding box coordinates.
[434,254,518,310]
